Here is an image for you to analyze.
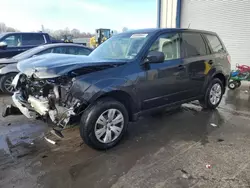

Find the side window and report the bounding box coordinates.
[149,33,181,60]
[67,47,78,55]
[22,34,45,46]
[51,47,67,54]
[77,47,92,55]
[36,48,53,55]
[181,33,207,58]
[66,47,92,55]
[205,34,224,53]
[2,34,22,47]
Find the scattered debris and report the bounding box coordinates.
[30,142,34,145]
[206,164,212,169]
[44,137,56,145]
[210,123,217,127]
[181,169,189,179]
[42,155,48,158]
[51,129,64,139]
[7,123,11,126]
[217,138,224,142]
[245,90,248,93]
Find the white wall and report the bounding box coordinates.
[159,0,178,28]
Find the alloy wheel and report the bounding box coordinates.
[209,83,222,105]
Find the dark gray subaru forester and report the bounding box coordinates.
[5,28,231,150]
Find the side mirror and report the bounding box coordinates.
[145,51,165,64]
[0,42,7,49]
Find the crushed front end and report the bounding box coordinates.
[5,73,85,134]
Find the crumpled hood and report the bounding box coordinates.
[0,57,17,64]
[17,53,127,79]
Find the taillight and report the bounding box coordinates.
[227,55,231,64]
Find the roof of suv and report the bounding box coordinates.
[124,28,217,35]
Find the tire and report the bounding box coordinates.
[199,78,224,110]
[0,73,17,94]
[80,97,129,150]
[235,81,241,88]
[228,80,237,90]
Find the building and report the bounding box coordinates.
[157,0,250,68]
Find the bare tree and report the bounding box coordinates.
[122,27,128,32]
[71,28,80,37]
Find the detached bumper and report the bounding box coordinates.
[12,92,34,118]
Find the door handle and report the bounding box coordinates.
[178,65,184,70]
[208,60,214,65]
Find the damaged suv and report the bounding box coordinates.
[5,29,231,150]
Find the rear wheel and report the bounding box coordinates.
[80,98,128,150]
[199,78,223,109]
[0,73,17,94]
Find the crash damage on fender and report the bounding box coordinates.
[3,53,126,137]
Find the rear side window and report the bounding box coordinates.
[205,34,224,53]
[36,48,53,55]
[65,47,92,55]
[22,34,45,46]
[76,47,92,55]
[52,47,67,54]
[181,32,207,58]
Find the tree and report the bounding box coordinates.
[122,27,128,32]
[0,23,7,33]
[71,28,80,37]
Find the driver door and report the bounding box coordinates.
[138,32,190,110]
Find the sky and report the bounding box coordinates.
[1,0,157,33]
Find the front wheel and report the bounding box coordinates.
[199,78,223,109]
[0,73,17,94]
[80,98,128,150]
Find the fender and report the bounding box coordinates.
[70,76,140,114]
[0,63,18,75]
[202,65,228,94]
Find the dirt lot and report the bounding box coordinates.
[1,85,250,188]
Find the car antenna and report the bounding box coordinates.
[188,23,191,28]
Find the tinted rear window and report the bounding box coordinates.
[205,34,224,53]
[181,32,207,58]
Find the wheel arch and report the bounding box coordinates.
[92,90,138,121]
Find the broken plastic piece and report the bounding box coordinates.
[44,137,56,145]
[206,164,211,169]
[210,123,217,127]
[51,129,64,139]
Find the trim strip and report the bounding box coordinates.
[176,0,182,28]
[157,0,161,28]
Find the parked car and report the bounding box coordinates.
[0,43,93,93]
[0,32,61,58]
[4,28,231,150]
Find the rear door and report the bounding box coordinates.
[0,33,22,58]
[181,32,211,97]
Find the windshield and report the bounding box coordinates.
[90,33,149,60]
[13,46,46,60]
[0,33,4,39]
